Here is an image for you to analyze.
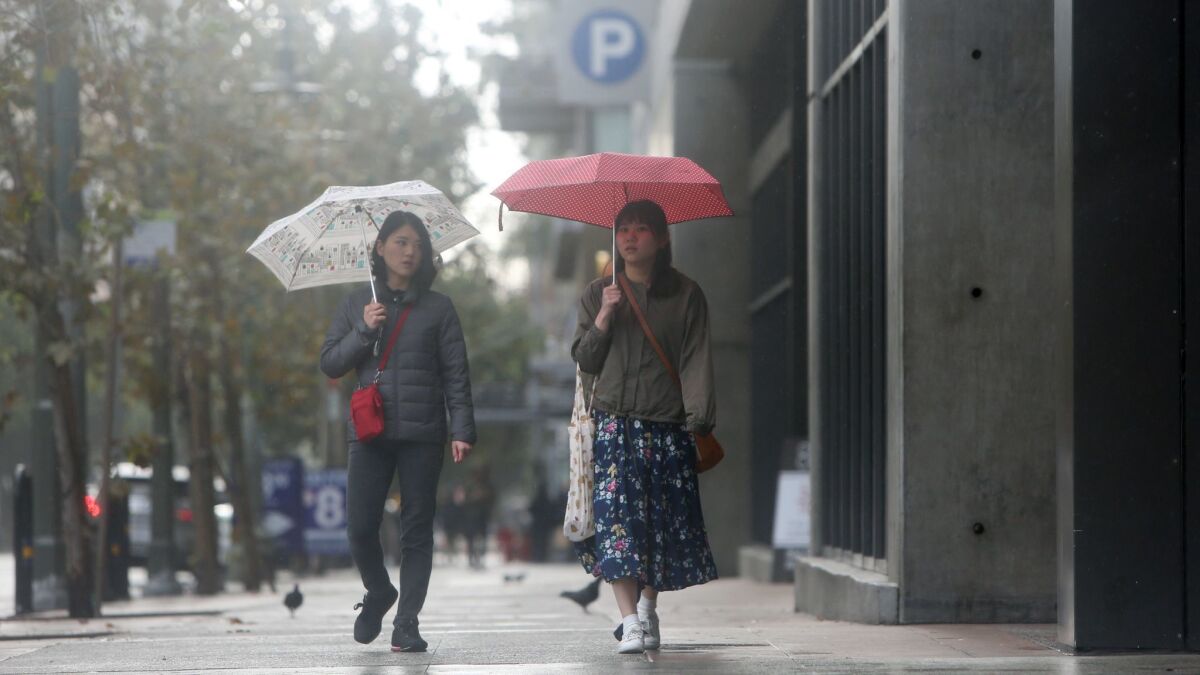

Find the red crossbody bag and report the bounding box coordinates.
[616,275,725,473]
[350,304,413,443]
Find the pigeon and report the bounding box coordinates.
[283,584,303,617]
[559,578,602,612]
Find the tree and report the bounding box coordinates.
[0,0,101,618]
[436,244,543,388]
[2,0,493,603]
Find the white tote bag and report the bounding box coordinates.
[563,367,597,542]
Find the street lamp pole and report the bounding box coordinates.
[142,7,182,596]
[29,4,68,612]
[144,261,182,596]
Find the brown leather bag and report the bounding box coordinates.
[616,274,725,473]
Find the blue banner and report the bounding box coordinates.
[261,457,306,556]
[303,468,350,556]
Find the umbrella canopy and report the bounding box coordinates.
[247,180,478,293]
[490,152,733,228]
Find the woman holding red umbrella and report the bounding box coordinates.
[572,199,719,655]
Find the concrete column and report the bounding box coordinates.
[671,58,752,575]
[889,0,1056,622]
[1054,0,1191,650]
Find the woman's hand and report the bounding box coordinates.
[363,302,386,330]
[595,285,623,332]
[451,440,473,464]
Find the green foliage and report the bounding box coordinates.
[0,0,506,456]
[435,244,542,387]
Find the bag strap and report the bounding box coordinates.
[578,366,600,416]
[616,274,682,390]
[374,304,414,379]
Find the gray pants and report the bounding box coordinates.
[347,439,444,623]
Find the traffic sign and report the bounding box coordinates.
[555,1,654,105]
[124,216,177,268]
[571,9,645,84]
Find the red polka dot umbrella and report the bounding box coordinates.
[492,153,733,283]
[491,152,733,229]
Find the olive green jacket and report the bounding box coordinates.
[572,270,716,434]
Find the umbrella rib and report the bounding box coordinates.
[493,204,613,228]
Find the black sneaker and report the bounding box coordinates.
[352,586,398,644]
[391,618,428,652]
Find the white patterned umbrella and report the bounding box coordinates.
[247,181,479,298]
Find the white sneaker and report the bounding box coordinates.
[640,612,660,649]
[617,622,645,654]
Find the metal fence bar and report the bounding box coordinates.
[847,61,863,555]
[814,2,889,562]
[871,29,888,559]
[858,49,874,558]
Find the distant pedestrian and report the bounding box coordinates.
[438,482,468,563]
[527,464,560,563]
[463,465,495,569]
[571,200,719,655]
[320,210,476,653]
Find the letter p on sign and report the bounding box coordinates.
[571,9,645,84]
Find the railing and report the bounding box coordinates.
[812,0,888,564]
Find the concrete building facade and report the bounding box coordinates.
[499,0,1200,651]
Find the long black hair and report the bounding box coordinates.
[613,200,676,293]
[371,210,439,293]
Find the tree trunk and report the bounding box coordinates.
[94,240,124,612]
[208,253,262,592]
[185,336,222,595]
[42,307,94,618]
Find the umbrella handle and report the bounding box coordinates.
[612,227,616,286]
[357,205,379,304]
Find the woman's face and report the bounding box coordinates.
[616,219,666,267]
[376,223,423,281]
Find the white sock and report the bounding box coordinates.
[637,596,657,618]
[622,614,641,636]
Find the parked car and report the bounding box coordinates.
[87,462,232,569]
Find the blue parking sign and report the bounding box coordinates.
[570,9,645,84]
[303,469,349,556]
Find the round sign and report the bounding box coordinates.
[570,9,645,84]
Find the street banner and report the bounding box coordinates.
[303,468,350,556]
[261,457,306,556]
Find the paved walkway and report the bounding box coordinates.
[2,554,1199,672]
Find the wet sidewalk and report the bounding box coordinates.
[1,553,1199,673]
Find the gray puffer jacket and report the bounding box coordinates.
[320,282,476,445]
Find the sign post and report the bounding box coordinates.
[136,215,182,598]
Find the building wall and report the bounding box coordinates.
[669,59,753,575]
[890,0,1056,622]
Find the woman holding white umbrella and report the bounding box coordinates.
[319,209,475,653]
[250,181,479,653]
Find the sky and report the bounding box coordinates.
[327,0,534,283]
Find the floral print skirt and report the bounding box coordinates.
[572,410,718,591]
